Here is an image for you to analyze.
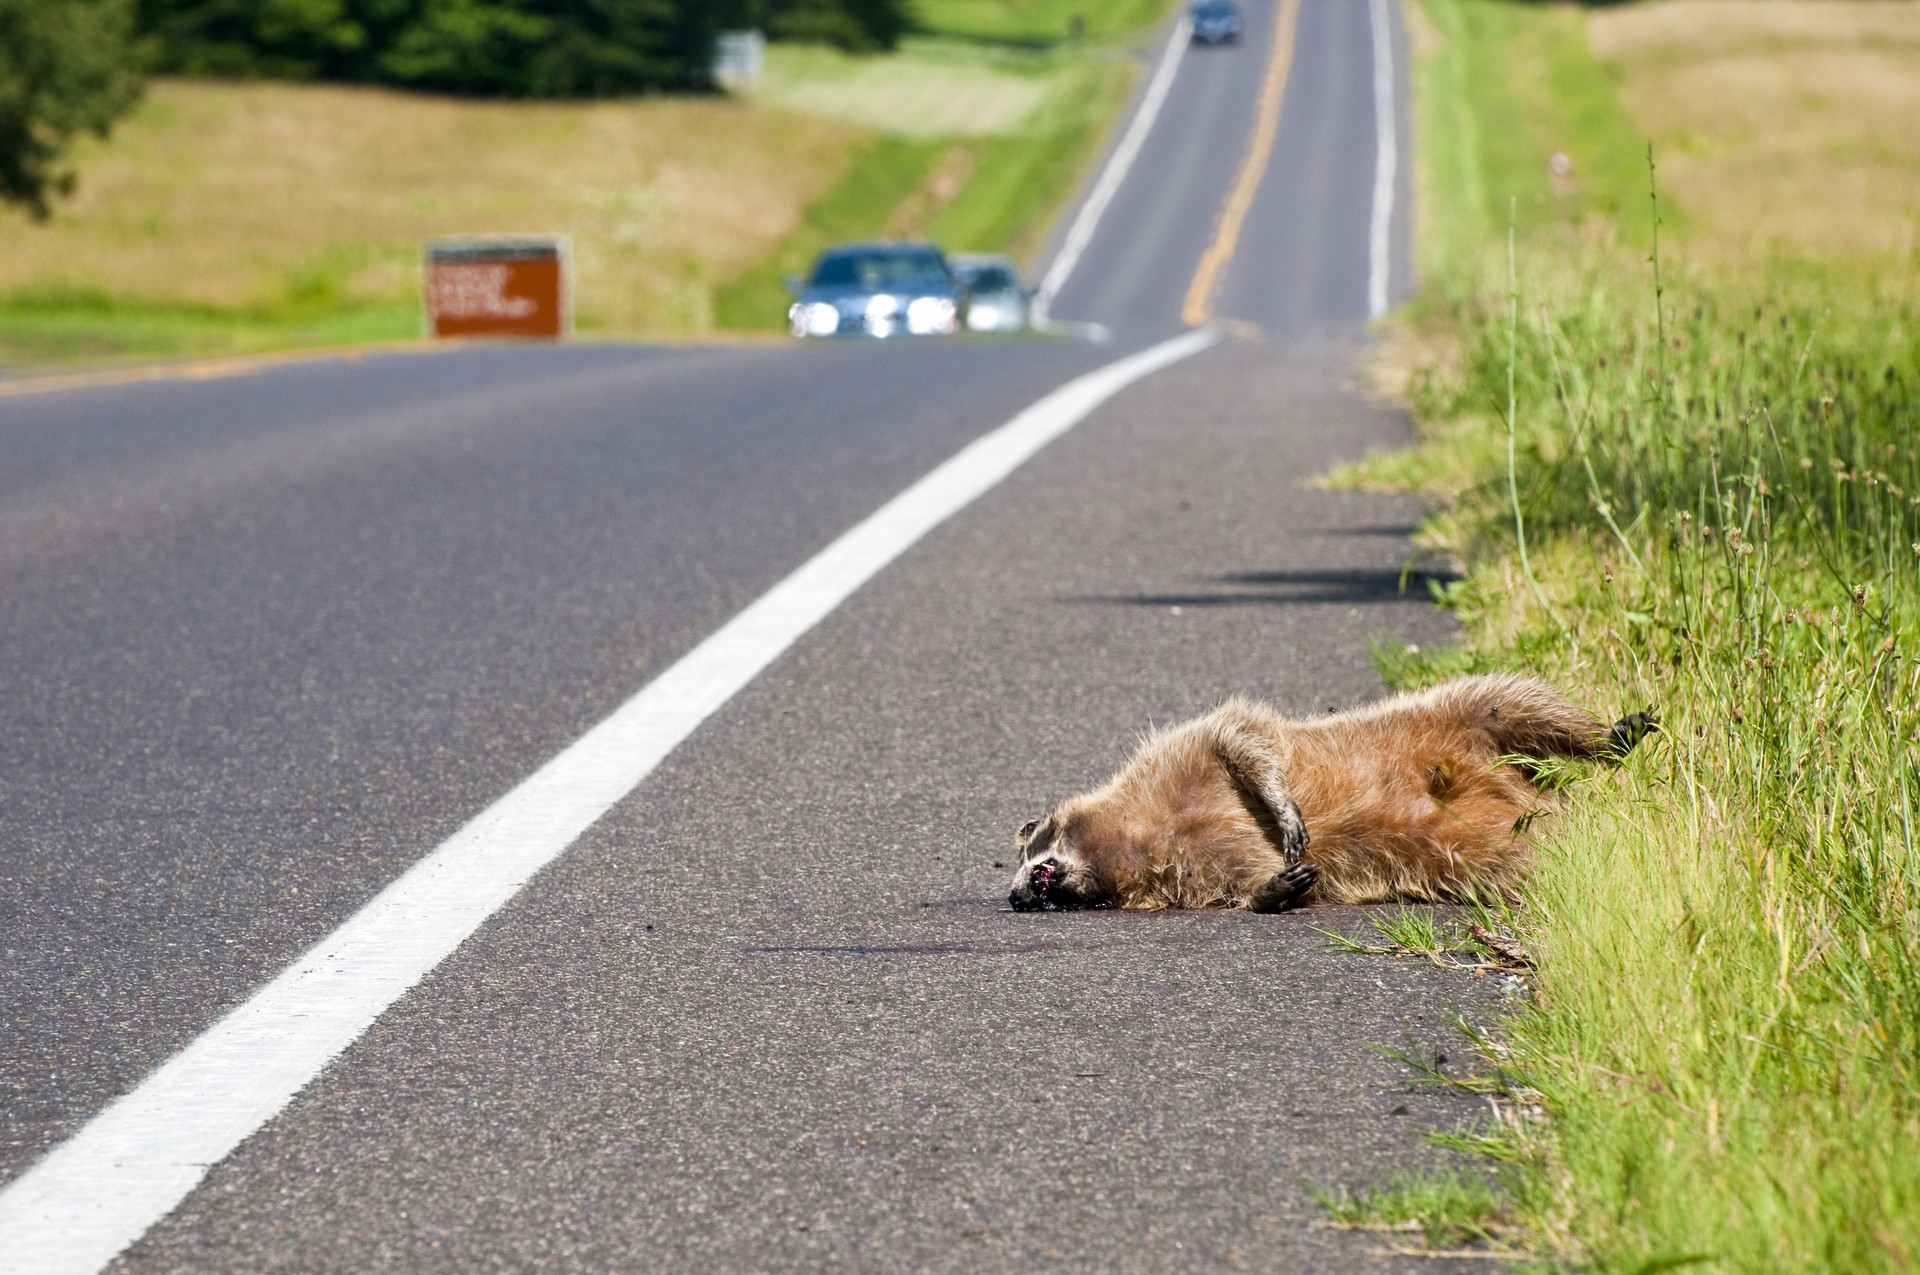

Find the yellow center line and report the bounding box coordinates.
[1182,0,1305,327]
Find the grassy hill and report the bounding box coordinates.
[0,0,1170,368]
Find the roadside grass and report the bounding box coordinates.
[0,287,418,366]
[916,0,1170,46]
[1324,1,1920,1269]
[0,0,1166,366]
[1314,1168,1514,1256]
[1450,258,1920,1273]
[1404,0,1652,292]
[1319,907,1456,961]
[1319,902,1533,973]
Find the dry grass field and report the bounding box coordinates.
[749,42,1066,137]
[1589,0,1920,260]
[0,80,862,336]
[0,13,1139,364]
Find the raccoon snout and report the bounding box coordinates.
[1007,859,1063,911]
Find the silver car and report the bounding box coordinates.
[950,253,1031,333]
[787,242,962,339]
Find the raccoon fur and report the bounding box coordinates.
[1006,674,1654,913]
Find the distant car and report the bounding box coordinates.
[1189,0,1243,44]
[950,253,1030,333]
[787,242,961,339]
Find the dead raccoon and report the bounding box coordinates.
[1007,674,1654,913]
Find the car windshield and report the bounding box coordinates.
[1192,2,1234,14]
[966,266,1020,293]
[812,250,949,292]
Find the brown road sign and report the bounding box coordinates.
[425,238,571,340]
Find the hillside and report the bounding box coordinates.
[0,1,1165,366]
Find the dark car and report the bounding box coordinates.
[950,253,1030,333]
[1189,0,1243,44]
[787,242,962,339]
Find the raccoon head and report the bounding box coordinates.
[1006,814,1114,911]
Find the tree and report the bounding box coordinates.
[140,0,718,96]
[377,0,550,94]
[515,0,716,97]
[712,0,911,53]
[0,0,146,218]
[137,0,376,79]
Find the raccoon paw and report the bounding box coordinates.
[1277,802,1310,864]
[1247,863,1318,914]
[1602,710,1660,760]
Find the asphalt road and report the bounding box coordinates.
[1045,0,1410,336]
[1,2,1505,1270]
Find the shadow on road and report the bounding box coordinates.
[1067,564,1459,609]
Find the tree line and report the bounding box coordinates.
[2,0,911,216]
[139,0,911,94]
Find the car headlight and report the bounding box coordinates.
[797,301,839,337]
[865,294,901,321]
[906,296,957,335]
[967,303,1002,331]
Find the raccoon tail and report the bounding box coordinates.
[1598,710,1660,761]
[1433,674,1653,763]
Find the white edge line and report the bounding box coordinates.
[1031,13,1192,330]
[1367,0,1398,320]
[0,325,1221,1275]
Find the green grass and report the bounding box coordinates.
[1325,1,1920,1269]
[1411,0,1651,289]
[1319,902,1534,973]
[916,0,1170,46]
[0,286,416,365]
[1315,1168,1513,1254]
[1318,907,1448,959]
[1320,906,1459,962]
[712,136,947,330]
[1442,250,1920,1274]
[923,56,1131,255]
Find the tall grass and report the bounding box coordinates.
[1359,1,1920,1267]
[1394,237,1920,1272]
